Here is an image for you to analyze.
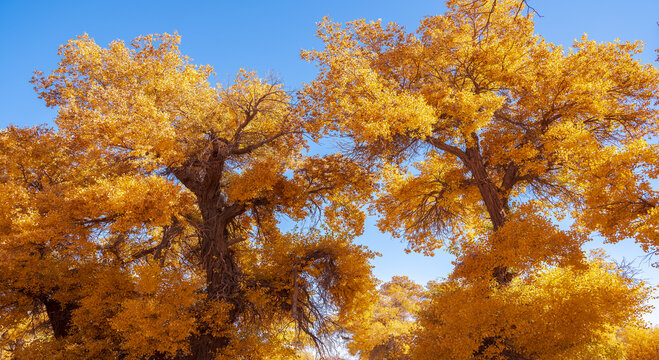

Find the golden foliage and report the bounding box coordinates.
[2,0,659,359]
[304,0,659,359]
[2,32,376,359]
[348,276,424,360]
[413,259,651,359]
[621,325,659,360]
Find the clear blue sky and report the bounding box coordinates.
[1,0,659,324]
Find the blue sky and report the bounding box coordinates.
[2,0,659,324]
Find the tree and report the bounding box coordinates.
[620,325,659,360]
[413,257,651,359]
[347,276,424,360]
[303,0,659,358]
[1,33,377,359]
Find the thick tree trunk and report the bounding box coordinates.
[40,296,78,339]
[464,143,515,286]
[188,235,241,360]
[187,191,245,360]
[465,145,507,231]
[174,156,248,359]
[201,229,242,303]
[465,139,527,360]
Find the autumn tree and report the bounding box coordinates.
[347,276,424,360]
[303,0,659,358]
[620,325,659,360]
[1,33,377,359]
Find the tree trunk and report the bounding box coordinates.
[465,140,525,359]
[40,296,78,339]
[187,192,245,360]
[465,145,506,231]
[188,232,241,359]
[464,143,515,285]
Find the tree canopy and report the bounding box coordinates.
[1,0,658,359]
[303,0,659,358]
[1,34,376,359]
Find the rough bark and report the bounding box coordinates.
[463,136,525,359]
[465,144,507,231]
[40,296,78,339]
[463,137,515,285]
[183,161,246,360]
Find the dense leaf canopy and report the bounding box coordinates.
[1,1,658,359]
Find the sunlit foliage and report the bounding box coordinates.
[304,0,659,358]
[1,0,658,359]
[1,34,376,359]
